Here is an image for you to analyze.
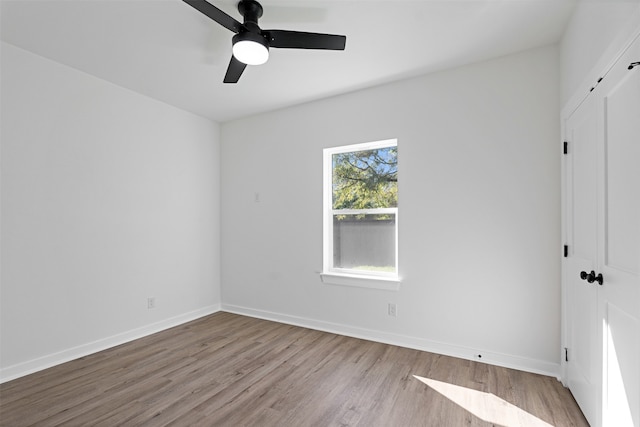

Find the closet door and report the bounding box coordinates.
[565,92,599,427]
[597,38,640,427]
[564,35,640,427]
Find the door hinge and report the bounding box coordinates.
[563,141,568,155]
[564,245,568,258]
[565,347,569,362]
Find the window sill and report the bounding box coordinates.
[320,272,400,291]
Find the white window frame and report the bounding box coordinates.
[321,139,400,290]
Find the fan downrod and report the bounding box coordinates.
[238,0,263,24]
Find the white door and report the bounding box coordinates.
[597,38,640,427]
[564,35,640,427]
[565,91,600,427]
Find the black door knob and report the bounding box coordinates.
[594,273,603,285]
[580,270,596,283]
[579,270,603,285]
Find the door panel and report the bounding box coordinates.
[570,103,598,263]
[603,67,640,275]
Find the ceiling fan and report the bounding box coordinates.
[183,0,347,83]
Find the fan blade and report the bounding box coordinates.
[183,0,241,33]
[223,56,247,83]
[267,30,346,50]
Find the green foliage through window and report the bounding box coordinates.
[332,147,397,211]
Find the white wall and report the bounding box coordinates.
[560,0,640,106]
[221,45,561,376]
[0,42,221,381]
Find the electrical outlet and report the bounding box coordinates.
[147,297,156,309]
[388,303,397,317]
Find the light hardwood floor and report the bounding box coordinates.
[0,312,588,426]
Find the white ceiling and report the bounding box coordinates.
[1,0,577,122]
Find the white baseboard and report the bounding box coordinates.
[2,303,560,384]
[222,304,561,379]
[0,304,221,384]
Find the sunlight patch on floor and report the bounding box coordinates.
[413,375,553,427]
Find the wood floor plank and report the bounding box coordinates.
[0,312,588,426]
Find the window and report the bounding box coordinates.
[322,139,399,289]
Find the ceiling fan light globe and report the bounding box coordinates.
[232,33,269,65]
